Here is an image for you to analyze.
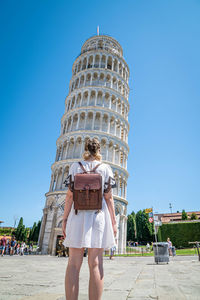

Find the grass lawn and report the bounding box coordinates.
[176,248,197,255]
[105,248,198,257]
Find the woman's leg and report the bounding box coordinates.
[88,248,104,300]
[65,247,84,300]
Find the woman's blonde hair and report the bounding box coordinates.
[82,138,102,161]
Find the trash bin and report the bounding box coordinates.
[153,242,169,264]
[172,246,176,256]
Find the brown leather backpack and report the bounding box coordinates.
[73,162,102,214]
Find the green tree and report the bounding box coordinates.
[15,217,28,242]
[182,209,188,220]
[24,227,30,242]
[190,212,198,220]
[127,211,136,241]
[15,217,23,240]
[135,210,154,242]
[28,222,36,242]
[35,220,41,242]
[28,220,42,242]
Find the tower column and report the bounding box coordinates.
[48,206,59,254]
[107,116,111,134]
[76,114,80,130]
[49,175,54,192]
[70,116,74,131]
[100,113,103,131]
[92,113,95,130]
[38,207,48,251]
[60,169,65,190]
[81,139,84,155]
[105,142,109,161]
[65,141,70,159]
[95,91,98,106]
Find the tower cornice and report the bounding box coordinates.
[70,67,129,89]
[66,86,130,107]
[56,130,129,151]
[67,85,129,103]
[61,106,129,128]
[72,49,129,75]
[51,159,129,177]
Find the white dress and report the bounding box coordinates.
[63,160,116,250]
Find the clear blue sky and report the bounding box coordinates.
[1,0,200,227]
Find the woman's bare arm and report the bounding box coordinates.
[104,190,117,236]
[62,189,73,238]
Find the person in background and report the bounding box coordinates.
[1,235,7,256]
[10,237,16,255]
[167,238,173,256]
[6,239,10,255]
[146,243,150,252]
[20,241,26,255]
[29,243,33,254]
[109,245,116,260]
[16,243,20,255]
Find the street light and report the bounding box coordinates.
[169,203,172,214]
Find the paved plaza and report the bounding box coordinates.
[0,255,200,300]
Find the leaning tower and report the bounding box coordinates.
[38,35,130,255]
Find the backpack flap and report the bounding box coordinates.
[74,174,102,191]
[73,163,103,212]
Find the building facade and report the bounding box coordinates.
[38,35,130,255]
[155,211,200,223]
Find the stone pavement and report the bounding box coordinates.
[0,255,199,300]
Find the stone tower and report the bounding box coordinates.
[38,35,130,255]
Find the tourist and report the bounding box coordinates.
[62,138,117,300]
[1,235,7,256]
[28,243,33,254]
[110,245,116,260]
[10,237,17,255]
[5,239,10,255]
[146,243,150,252]
[167,238,173,256]
[20,241,26,255]
[16,243,20,255]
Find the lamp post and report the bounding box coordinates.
[169,203,172,214]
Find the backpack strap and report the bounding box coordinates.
[78,162,102,173]
[78,162,87,173]
[91,163,102,173]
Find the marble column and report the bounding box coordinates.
[49,175,54,192]
[92,113,95,130]
[105,143,108,161]
[38,208,48,251]
[76,114,80,130]
[48,206,59,254]
[107,116,111,134]
[118,215,124,254]
[55,173,59,190]
[60,169,65,190]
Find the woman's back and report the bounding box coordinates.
[63,160,116,250]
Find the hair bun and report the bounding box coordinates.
[85,138,100,155]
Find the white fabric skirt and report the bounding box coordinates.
[63,198,116,250]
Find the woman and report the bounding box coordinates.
[167,237,173,256]
[62,138,117,300]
